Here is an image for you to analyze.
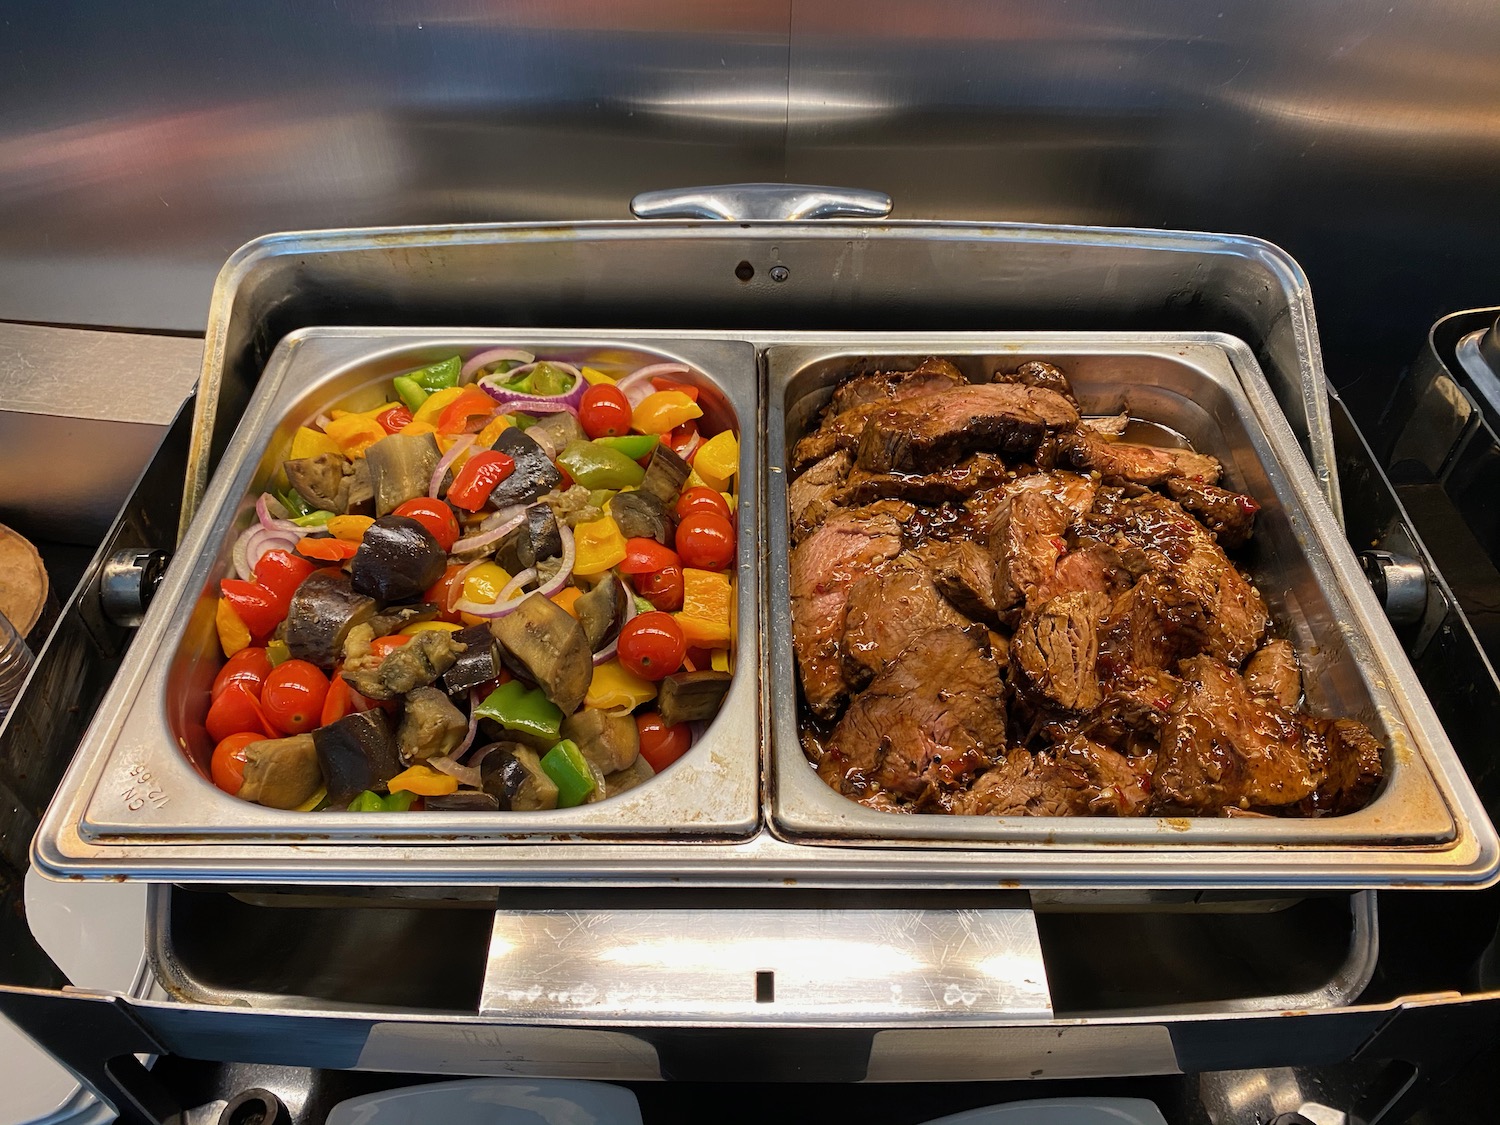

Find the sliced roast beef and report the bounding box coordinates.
[1079,413,1129,441]
[988,472,1098,614]
[1060,429,1222,487]
[1153,655,1319,813]
[1164,477,1259,549]
[842,555,971,689]
[953,739,1151,817]
[791,359,963,470]
[1299,716,1385,815]
[994,360,1077,405]
[790,501,912,718]
[838,453,1012,507]
[1244,638,1301,708]
[789,450,850,542]
[917,539,1001,627]
[854,384,1079,475]
[819,626,1006,805]
[1080,666,1182,757]
[1011,591,1110,713]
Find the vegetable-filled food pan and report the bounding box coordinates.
[34,331,761,866]
[767,334,1496,864]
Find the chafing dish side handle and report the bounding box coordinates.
[630,184,893,222]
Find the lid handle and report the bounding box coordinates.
[630,183,892,222]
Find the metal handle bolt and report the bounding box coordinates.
[100,548,170,628]
[1358,549,1428,626]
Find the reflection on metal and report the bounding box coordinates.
[99,548,170,629]
[631,183,892,221]
[1358,549,1428,627]
[480,905,1052,1023]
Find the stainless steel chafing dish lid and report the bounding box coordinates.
[34,331,762,874]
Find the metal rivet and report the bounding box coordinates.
[769,265,790,283]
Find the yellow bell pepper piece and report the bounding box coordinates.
[572,514,627,576]
[693,431,739,492]
[711,648,732,673]
[463,561,514,604]
[215,597,251,658]
[399,620,462,636]
[675,567,733,647]
[290,426,341,460]
[400,420,438,438]
[323,414,387,456]
[585,659,658,712]
[580,366,615,385]
[476,413,512,448]
[328,514,374,541]
[294,787,328,813]
[552,586,583,617]
[412,386,465,428]
[387,763,459,797]
[632,390,702,435]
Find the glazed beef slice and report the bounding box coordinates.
[842,555,971,690]
[791,359,963,470]
[819,626,1006,804]
[917,539,1001,627]
[1164,477,1259,549]
[789,450,850,542]
[954,739,1151,817]
[988,472,1098,614]
[838,453,1011,507]
[854,383,1079,474]
[789,501,911,718]
[1012,591,1111,714]
[1061,429,1222,487]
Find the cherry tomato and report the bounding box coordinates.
[252,549,317,606]
[649,378,700,401]
[579,384,632,438]
[321,674,354,726]
[212,647,272,700]
[376,405,414,434]
[211,731,262,795]
[616,612,687,681]
[424,563,469,621]
[667,421,700,460]
[218,579,285,641]
[675,512,735,571]
[205,681,276,744]
[675,486,731,522]
[393,498,461,552]
[618,538,680,575]
[260,659,331,735]
[635,564,684,612]
[636,711,692,772]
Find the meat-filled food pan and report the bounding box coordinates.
[768,334,1497,861]
[34,331,762,866]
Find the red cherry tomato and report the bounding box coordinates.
[260,659,331,735]
[212,647,272,700]
[675,486,731,522]
[675,512,735,571]
[635,564,684,612]
[424,563,469,621]
[636,711,692,772]
[205,681,276,744]
[218,579,285,641]
[211,731,262,795]
[578,384,632,438]
[616,612,687,681]
[618,538,680,575]
[667,421,700,460]
[252,549,317,606]
[376,405,414,434]
[649,378,700,401]
[393,498,461,552]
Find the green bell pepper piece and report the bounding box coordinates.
[594,434,660,460]
[382,789,416,811]
[410,356,462,392]
[274,487,312,518]
[529,362,576,397]
[474,680,563,745]
[633,594,656,616]
[292,509,334,528]
[557,440,646,490]
[347,790,384,812]
[393,374,428,412]
[541,739,596,808]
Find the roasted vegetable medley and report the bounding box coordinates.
[205,350,739,812]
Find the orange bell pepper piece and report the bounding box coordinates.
[297,537,358,562]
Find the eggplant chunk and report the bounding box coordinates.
[524,410,586,454]
[367,602,440,637]
[574,573,626,651]
[284,453,351,514]
[442,625,502,696]
[425,792,501,811]
[314,709,402,805]
[238,735,322,809]
[491,592,593,714]
[561,706,640,773]
[493,504,562,573]
[347,459,375,516]
[640,443,691,506]
[658,670,733,727]
[487,429,562,508]
[398,687,468,762]
[351,515,447,602]
[284,572,376,669]
[479,743,560,811]
[366,431,440,516]
[610,490,672,544]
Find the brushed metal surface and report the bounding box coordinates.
[479,904,1052,1023]
[631,184,893,221]
[765,334,1483,856]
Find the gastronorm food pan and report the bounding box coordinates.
[767,333,1498,858]
[34,330,761,856]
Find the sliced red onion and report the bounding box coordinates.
[245,526,300,575]
[454,689,483,761]
[429,434,475,499]
[452,507,527,554]
[466,741,502,771]
[256,492,301,534]
[592,579,639,666]
[675,427,703,462]
[428,755,481,789]
[615,362,691,409]
[477,361,587,416]
[447,557,490,612]
[461,347,535,385]
[481,504,528,531]
[231,526,257,580]
[450,525,575,617]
